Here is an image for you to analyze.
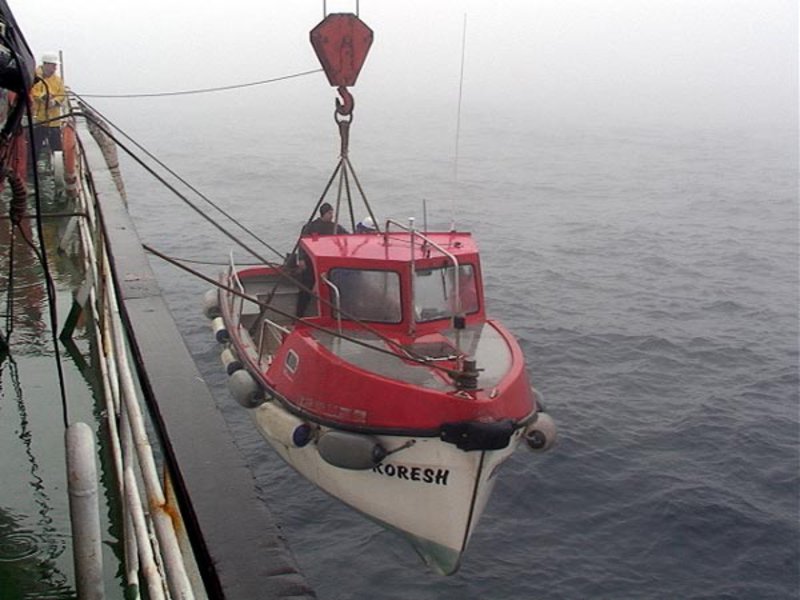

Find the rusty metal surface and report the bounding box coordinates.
[310,13,373,87]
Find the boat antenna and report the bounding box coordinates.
[452,12,467,232]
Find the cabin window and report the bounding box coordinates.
[327,269,402,323]
[414,264,479,322]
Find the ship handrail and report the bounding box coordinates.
[228,251,247,324]
[74,122,202,598]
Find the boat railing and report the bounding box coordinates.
[384,219,463,348]
[321,274,343,334]
[257,319,290,364]
[226,253,290,362]
[228,251,247,325]
[72,122,204,598]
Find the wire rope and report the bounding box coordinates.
[71,68,323,99]
[71,110,433,364]
[72,94,286,261]
[143,243,461,379]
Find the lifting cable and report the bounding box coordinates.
[71,68,323,99]
[71,93,285,262]
[67,110,437,368]
[143,243,463,379]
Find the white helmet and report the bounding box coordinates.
[41,52,59,65]
[357,216,375,231]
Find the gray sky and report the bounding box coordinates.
[9,0,798,130]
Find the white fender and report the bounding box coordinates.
[317,431,387,470]
[211,316,229,343]
[220,347,242,375]
[203,289,221,319]
[525,412,557,452]
[227,369,264,409]
[253,401,312,448]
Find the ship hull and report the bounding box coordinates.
[251,403,523,574]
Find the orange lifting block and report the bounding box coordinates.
[310,13,373,88]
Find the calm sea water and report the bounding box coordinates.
[108,93,798,600]
[0,214,126,598]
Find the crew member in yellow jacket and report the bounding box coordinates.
[30,52,65,168]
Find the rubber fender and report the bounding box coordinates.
[253,401,312,448]
[211,316,229,343]
[203,289,221,319]
[220,347,242,375]
[227,369,264,409]
[525,412,557,452]
[317,431,387,470]
[440,419,515,451]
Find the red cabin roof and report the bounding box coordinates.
[300,231,480,267]
[298,231,485,330]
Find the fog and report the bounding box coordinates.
[9,0,798,131]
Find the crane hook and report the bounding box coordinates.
[335,86,354,117]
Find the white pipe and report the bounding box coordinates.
[75,153,141,591]
[104,256,195,600]
[76,121,196,598]
[124,465,167,600]
[72,167,128,598]
[118,355,142,594]
[66,422,105,600]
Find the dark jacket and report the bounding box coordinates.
[301,218,348,236]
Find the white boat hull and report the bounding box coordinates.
[251,402,524,574]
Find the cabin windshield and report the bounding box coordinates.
[327,268,402,323]
[414,264,479,322]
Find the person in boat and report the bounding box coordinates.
[302,202,348,236]
[295,202,348,317]
[30,53,66,176]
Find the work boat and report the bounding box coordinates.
[205,13,557,575]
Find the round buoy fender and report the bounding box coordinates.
[227,369,264,408]
[203,289,221,319]
[253,401,312,448]
[220,347,242,375]
[211,316,229,343]
[317,431,387,470]
[524,412,557,452]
